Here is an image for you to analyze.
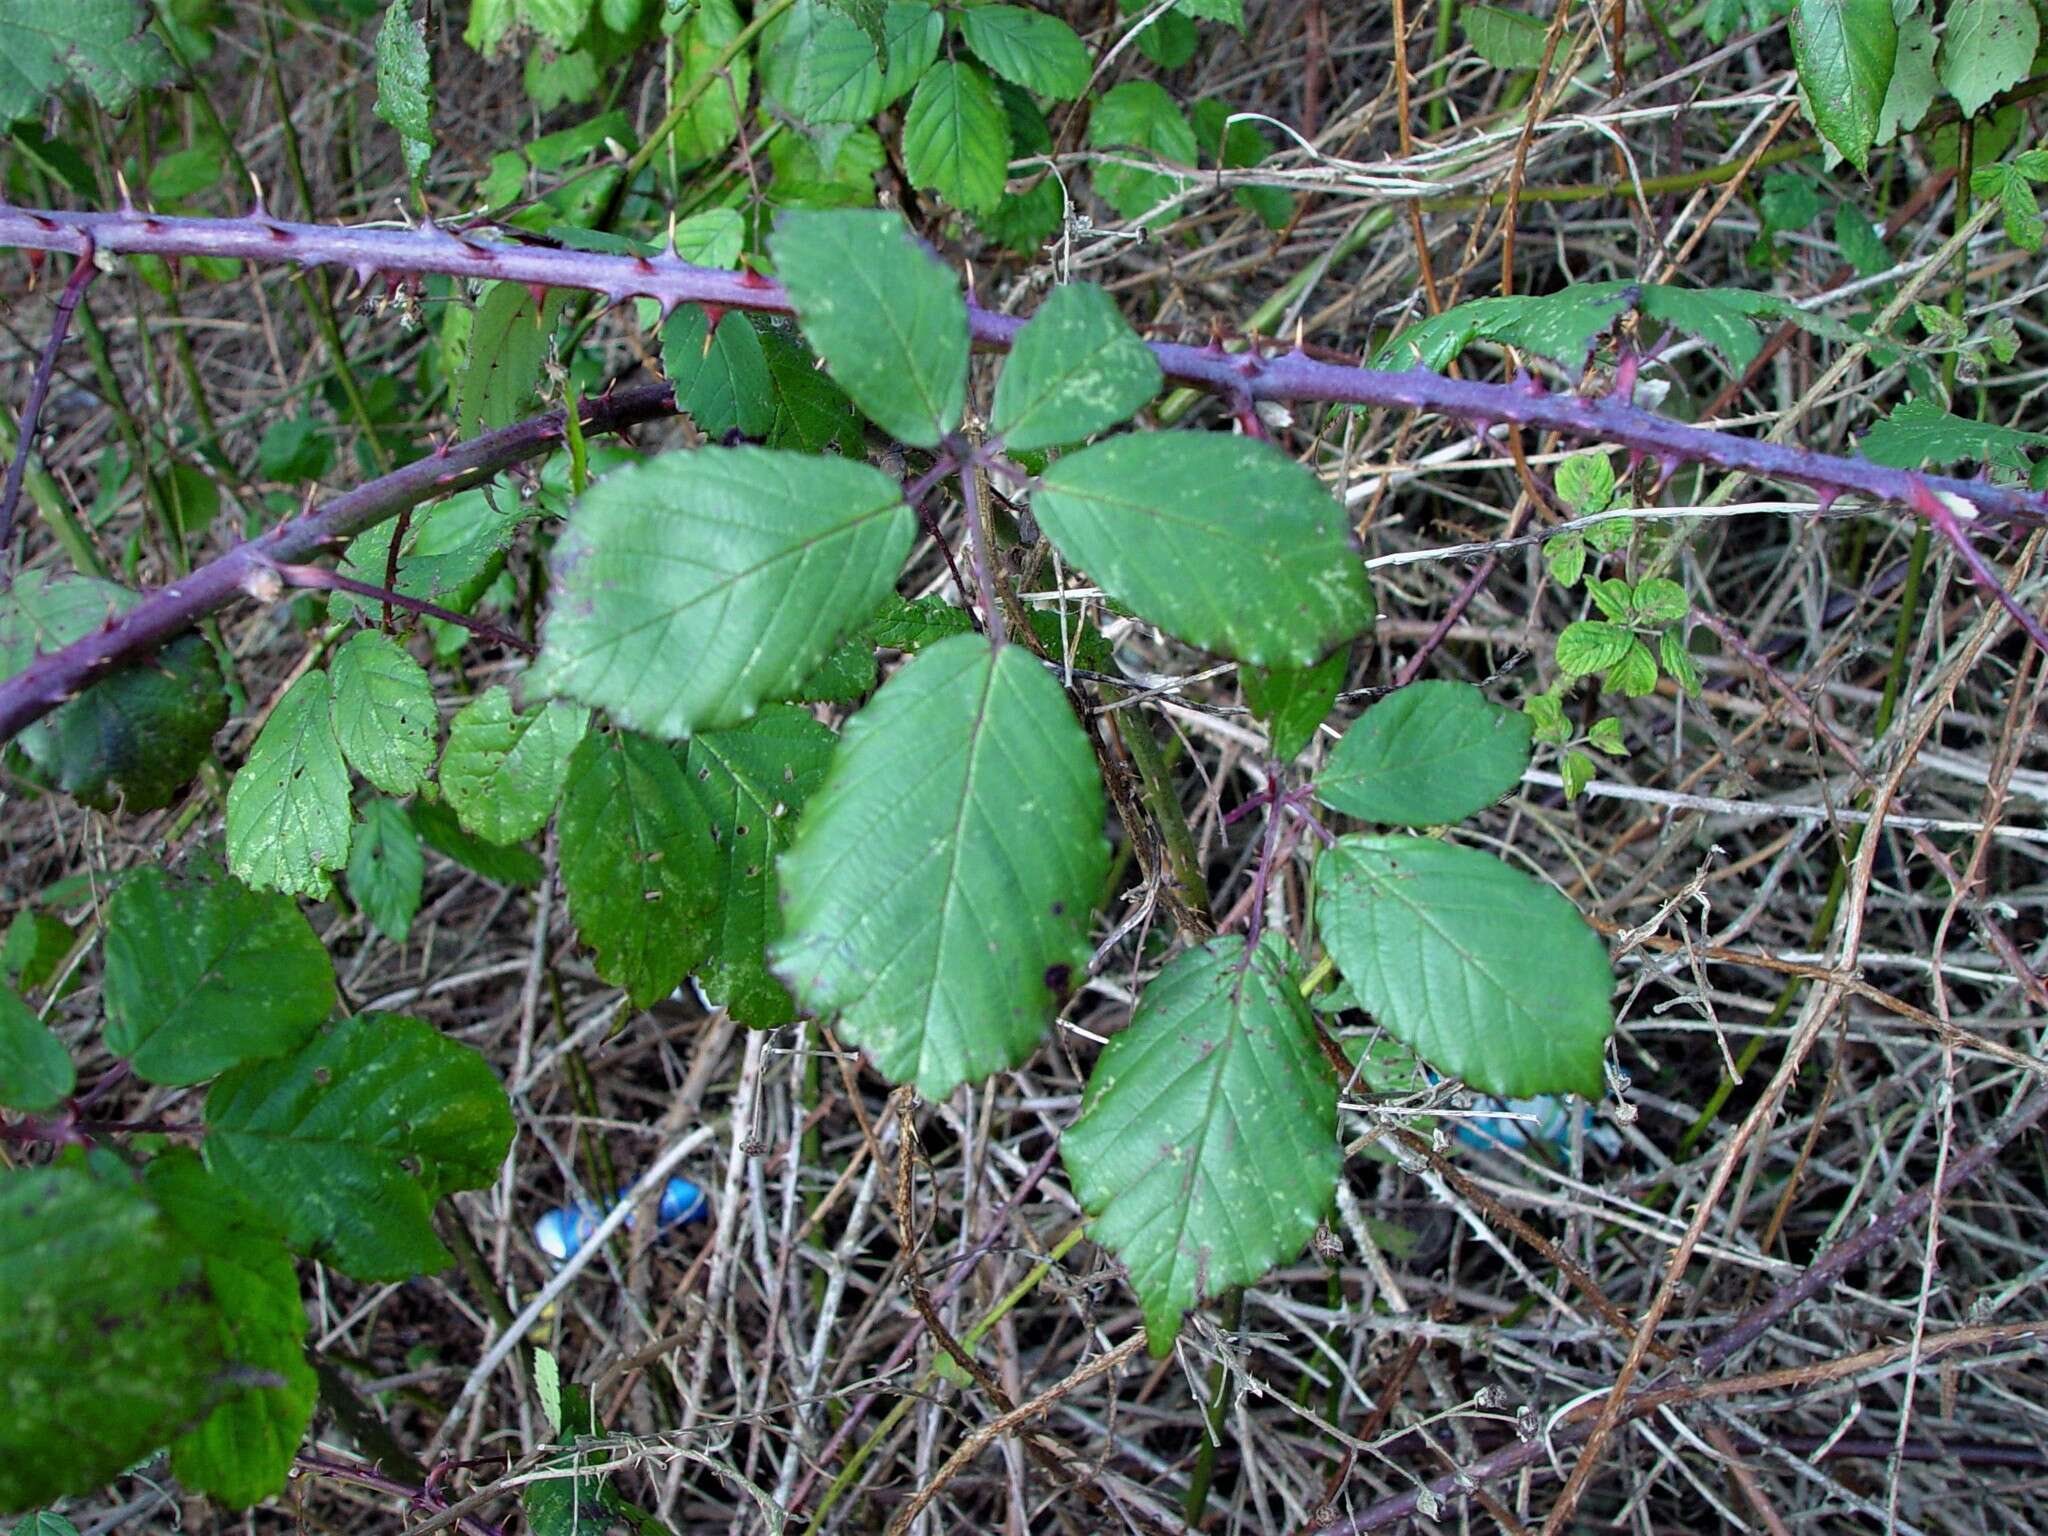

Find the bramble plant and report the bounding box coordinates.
[3,0,2047,1530]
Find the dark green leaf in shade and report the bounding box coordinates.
[677,706,837,1028]
[532,448,914,738]
[203,1013,516,1281]
[773,637,1110,1097]
[102,865,335,1085]
[557,729,719,1009]
[759,323,867,453]
[1937,0,2035,119]
[1242,644,1348,763]
[759,0,885,124]
[1087,80,1198,226]
[439,686,587,844]
[1061,933,1338,1353]
[1314,681,1533,826]
[990,283,1162,451]
[768,209,968,447]
[1790,0,1895,172]
[975,79,1063,253]
[146,1151,316,1508]
[328,630,438,796]
[902,59,1010,214]
[1861,396,2048,472]
[958,4,1091,99]
[862,592,978,651]
[1030,433,1376,667]
[877,0,942,106]
[226,670,353,899]
[0,0,177,124]
[662,0,750,164]
[784,632,878,703]
[662,307,776,439]
[1314,834,1615,1098]
[373,1,433,188]
[0,984,71,1112]
[409,798,546,887]
[347,799,425,944]
[0,1158,223,1512]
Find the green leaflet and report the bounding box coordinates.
[411,797,546,887]
[760,0,885,124]
[664,0,751,165]
[662,307,775,439]
[1062,934,1338,1353]
[1315,681,1533,827]
[439,687,588,844]
[373,0,433,189]
[0,0,177,123]
[902,59,1010,214]
[990,282,1162,452]
[203,1013,515,1281]
[1790,0,1895,172]
[1030,433,1375,667]
[458,281,566,440]
[347,798,425,944]
[1314,835,1615,1098]
[0,571,226,812]
[768,208,968,447]
[1242,644,1348,763]
[1861,396,2048,473]
[102,865,335,1085]
[1088,80,1197,226]
[677,706,837,1028]
[0,983,71,1112]
[0,1158,224,1511]
[328,630,438,796]
[147,1151,315,1508]
[958,4,1091,100]
[1462,4,1549,68]
[1938,0,2036,119]
[226,669,353,899]
[773,636,1109,1097]
[557,728,719,1009]
[533,448,913,738]
[878,0,942,105]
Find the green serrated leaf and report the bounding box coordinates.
[1544,531,1587,587]
[1660,631,1703,697]
[1877,11,1937,142]
[532,448,914,738]
[903,59,1010,214]
[0,984,71,1112]
[1586,576,1634,621]
[102,865,334,1085]
[768,208,968,446]
[348,799,425,944]
[0,1158,223,1511]
[226,670,353,899]
[329,630,438,796]
[1939,0,2036,118]
[760,0,885,124]
[557,729,719,1009]
[410,797,546,887]
[1560,748,1597,801]
[1583,515,1633,554]
[1860,396,2048,472]
[1587,716,1628,756]
[1554,620,1636,677]
[758,321,866,454]
[990,283,1163,452]
[959,4,1092,99]
[677,706,836,1027]
[1523,689,1569,745]
[663,306,776,438]
[148,1151,316,1508]
[817,0,885,52]
[1609,637,1660,696]
[1553,452,1615,514]
[1462,4,1550,68]
[459,281,565,440]
[1315,681,1532,826]
[862,593,979,652]
[975,79,1064,252]
[440,687,587,844]
[1242,644,1348,763]
[784,631,878,703]
[1791,0,1895,172]
[204,1013,515,1281]
[1062,933,1337,1353]
[0,0,178,123]
[332,482,532,623]
[773,637,1109,1097]
[1315,834,1614,1097]
[878,0,942,105]
[1632,577,1689,624]
[665,0,751,164]
[1031,433,1375,667]
[1088,80,1198,226]
[373,1,433,188]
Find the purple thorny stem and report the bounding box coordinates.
[1,201,2045,744]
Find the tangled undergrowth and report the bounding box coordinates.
[4,1,2047,1533]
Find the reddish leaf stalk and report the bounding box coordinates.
[269,561,537,655]
[0,240,97,579]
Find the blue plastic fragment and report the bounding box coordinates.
[532,1176,710,1264]
[1452,1094,1622,1158]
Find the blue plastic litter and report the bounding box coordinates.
[533,1176,710,1264]
[1452,1094,1622,1158]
